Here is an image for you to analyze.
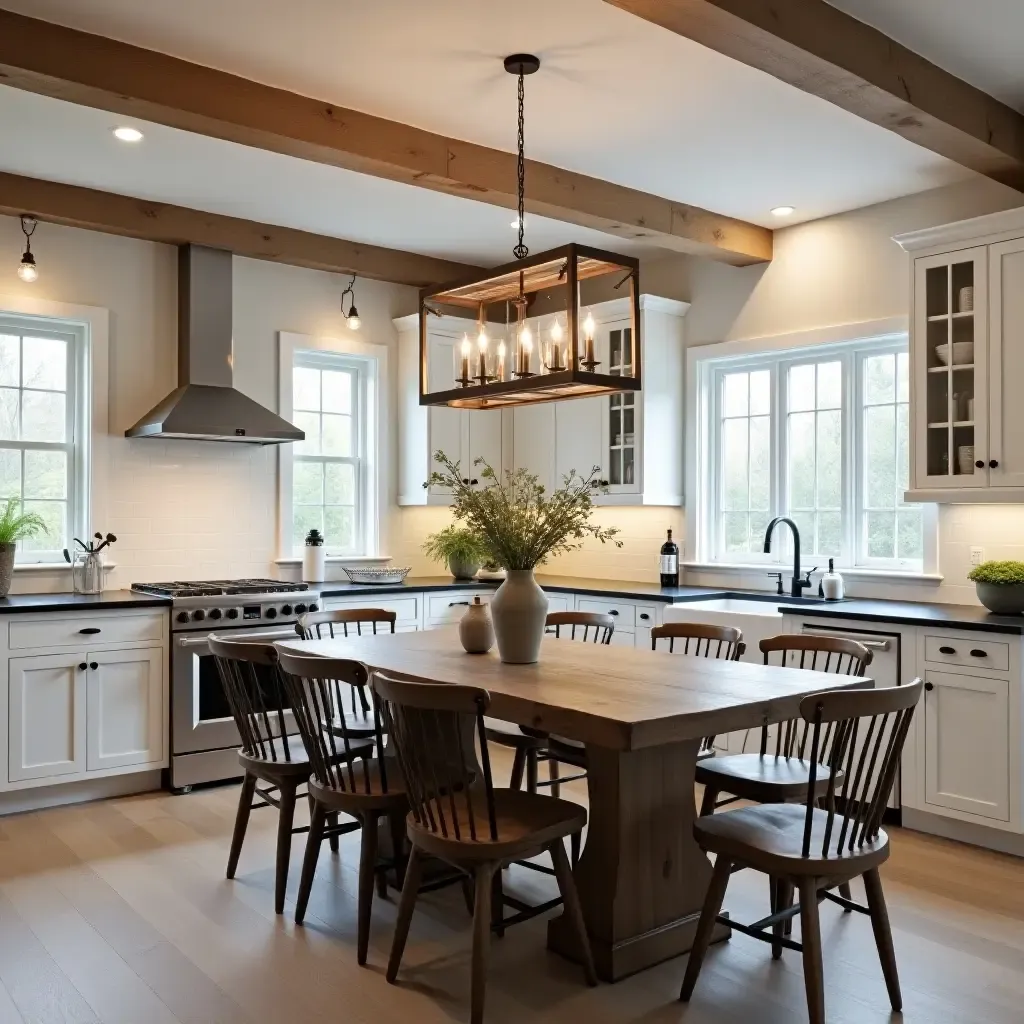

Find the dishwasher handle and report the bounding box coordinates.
[799,625,891,652]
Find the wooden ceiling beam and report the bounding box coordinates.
[0,172,477,287]
[0,9,772,267]
[605,0,1024,191]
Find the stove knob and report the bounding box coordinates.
[209,608,222,620]
[226,608,239,620]
[265,607,278,620]
[191,609,206,622]
[281,604,293,616]
[309,602,319,613]
[176,611,190,623]
[294,603,307,615]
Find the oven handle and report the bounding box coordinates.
[799,625,891,652]
[177,628,299,648]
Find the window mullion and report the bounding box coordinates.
[773,363,786,566]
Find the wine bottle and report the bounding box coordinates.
[660,529,679,588]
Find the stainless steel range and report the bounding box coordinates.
[131,579,322,792]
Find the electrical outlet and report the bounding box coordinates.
[970,547,985,567]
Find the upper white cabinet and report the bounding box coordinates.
[897,207,1024,501]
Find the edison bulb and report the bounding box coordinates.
[346,305,361,330]
[17,258,38,283]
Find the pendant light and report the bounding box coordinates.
[417,55,640,409]
[17,215,39,283]
[341,274,361,330]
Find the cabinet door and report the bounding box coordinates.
[86,647,164,771]
[912,248,988,490]
[512,403,556,492]
[924,670,1009,821]
[467,409,504,482]
[9,652,87,782]
[603,321,641,496]
[988,238,1024,487]
[555,397,604,487]
[426,332,464,495]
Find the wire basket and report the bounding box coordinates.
[341,566,411,585]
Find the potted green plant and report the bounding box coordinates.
[0,498,47,597]
[422,525,491,580]
[429,452,621,664]
[968,560,1024,615]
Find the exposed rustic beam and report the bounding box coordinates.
[0,172,476,287]
[0,9,772,266]
[605,0,1024,190]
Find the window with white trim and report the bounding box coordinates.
[289,350,375,556]
[0,314,88,563]
[705,338,924,572]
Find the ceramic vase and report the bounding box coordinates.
[975,582,1024,615]
[458,596,494,653]
[490,569,548,664]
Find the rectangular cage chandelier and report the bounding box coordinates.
[418,243,641,409]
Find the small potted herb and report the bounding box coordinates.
[0,498,47,597]
[422,525,491,580]
[968,560,1024,615]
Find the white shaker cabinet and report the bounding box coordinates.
[988,237,1024,488]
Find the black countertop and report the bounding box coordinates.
[322,575,1024,635]
[0,590,171,614]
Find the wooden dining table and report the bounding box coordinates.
[276,627,871,982]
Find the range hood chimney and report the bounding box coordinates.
[125,245,304,444]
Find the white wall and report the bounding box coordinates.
[0,213,416,591]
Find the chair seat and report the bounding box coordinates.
[240,734,375,779]
[546,735,587,768]
[695,753,843,802]
[695,802,889,876]
[483,716,545,749]
[310,757,407,811]
[327,703,378,739]
[408,787,586,863]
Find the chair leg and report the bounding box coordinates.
[386,847,423,984]
[356,813,379,965]
[798,877,826,1024]
[226,772,257,879]
[863,868,903,1012]
[549,757,561,798]
[680,856,732,1001]
[327,812,341,854]
[698,785,718,818]
[509,745,526,791]
[471,864,495,1024]
[772,878,794,960]
[387,808,408,888]
[526,749,539,794]
[550,838,597,986]
[570,830,581,868]
[491,870,505,939]
[295,800,326,925]
[274,781,298,915]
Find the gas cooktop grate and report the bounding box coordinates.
[131,579,310,598]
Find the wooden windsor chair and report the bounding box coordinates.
[209,637,373,914]
[373,671,596,1024]
[680,678,924,1024]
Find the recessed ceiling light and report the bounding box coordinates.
[112,126,144,143]
[770,205,795,217]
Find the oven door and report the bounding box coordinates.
[171,627,302,755]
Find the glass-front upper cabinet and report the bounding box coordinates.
[913,248,988,491]
[606,322,640,494]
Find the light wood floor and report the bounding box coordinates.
[0,759,1021,1024]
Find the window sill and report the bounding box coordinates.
[682,561,943,585]
[274,555,392,567]
[13,561,117,574]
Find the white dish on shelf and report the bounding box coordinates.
[935,342,974,366]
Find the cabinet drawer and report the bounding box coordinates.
[427,592,491,625]
[924,634,1009,672]
[542,593,573,614]
[576,597,636,627]
[608,629,635,647]
[328,596,420,624]
[9,613,165,651]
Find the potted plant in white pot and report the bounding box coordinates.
[428,452,621,664]
[968,560,1024,615]
[422,525,491,580]
[0,498,47,597]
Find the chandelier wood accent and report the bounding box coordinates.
[418,55,641,409]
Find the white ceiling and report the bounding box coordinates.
[830,0,1024,112]
[0,0,996,263]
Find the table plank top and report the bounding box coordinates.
[276,629,872,751]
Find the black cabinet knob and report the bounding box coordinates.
[989,460,999,468]
[462,477,470,484]
[640,613,650,621]
[938,645,956,655]
[975,460,985,469]
[609,609,619,616]
[78,662,87,671]
[470,478,479,485]
[925,681,934,691]
[970,649,988,658]
[89,661,98,671]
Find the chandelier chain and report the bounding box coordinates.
[514,70,528,261]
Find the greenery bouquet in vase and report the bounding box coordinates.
[428,452,621,663]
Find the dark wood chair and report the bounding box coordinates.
[680,678,924,1024]
[650,623,746,760]
[210,636,373,914]
[277,650,407,964]
[373,671,596,1024]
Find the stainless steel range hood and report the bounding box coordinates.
[126,245,304,444]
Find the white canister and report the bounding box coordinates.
[302,528,326,582]
[958,285,975,313]
[821,559,845,601]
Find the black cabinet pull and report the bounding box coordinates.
[461,477,470,484]
[78,662,87,671]
[925,681,934,691]
[970,649,988,658]
[639,613,650,621]
[938,645,956,655]
[609,609,619,616]
[449,600,470,607]
[470,478,479,485]
[89,661,98,670]
[79,627,101,634]
[975,460,985,469]
[990,460,999,469]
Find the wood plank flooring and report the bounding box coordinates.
[0,759,1021,1024]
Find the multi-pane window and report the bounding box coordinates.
[707,340,924,571]
[290,353,367,556]
[0,319,82,562]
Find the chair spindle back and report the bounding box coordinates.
[545,611,614,644]
[651,622,745,660]
[295,608,397,640]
